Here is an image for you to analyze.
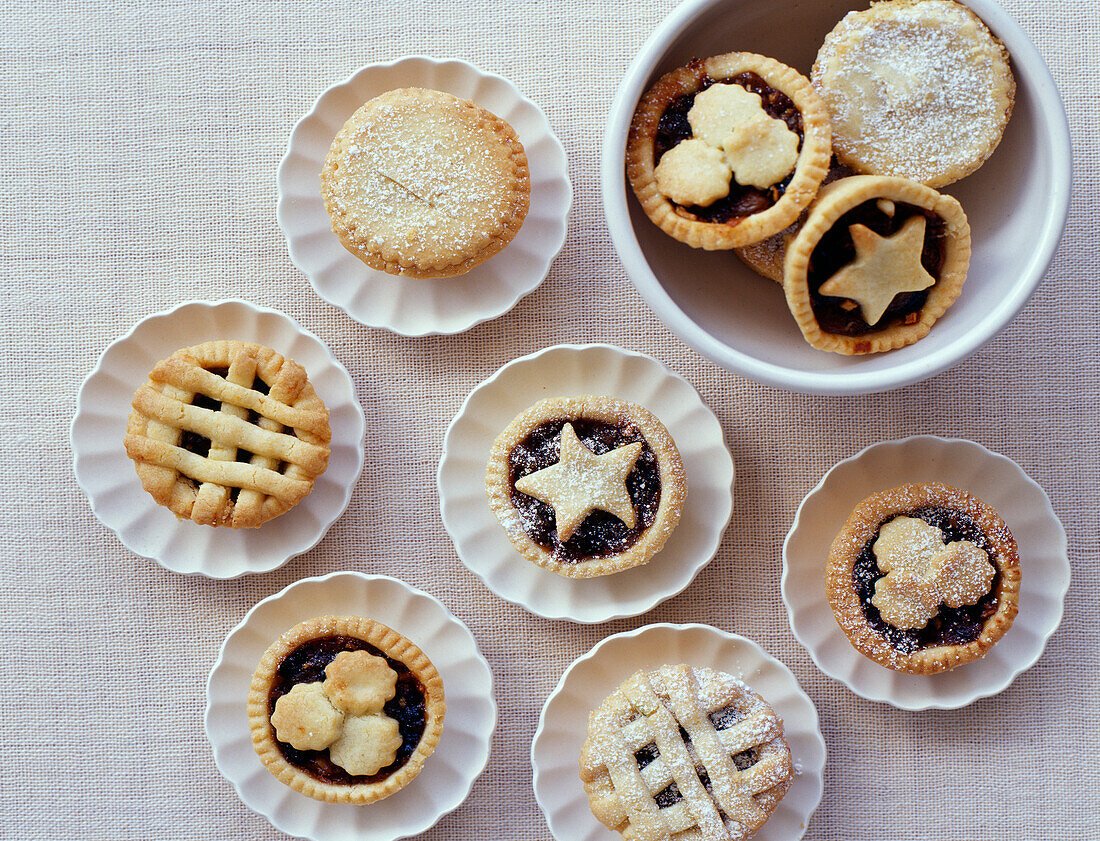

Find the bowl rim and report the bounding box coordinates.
[601,0,1072,395]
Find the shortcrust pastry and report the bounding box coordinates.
[580,664,793,841]
[124,340,331,528]
[485,396,686,578]
[247,615,446,804]
[827,482,1020,675]
[627,52,832,249]
[783,174,971,354]
[812,0,1015,187]
[322,87,530,278]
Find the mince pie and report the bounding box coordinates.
[247,615,446,804]
[124,340,331,528]
[485,396,686,578]
[827,482,1021,674]
[627,51,832,249]
[322,87,530,278]
[812,0,1015,188]
[783,174,971,354]
[580,665,792,841]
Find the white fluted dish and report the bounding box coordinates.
[70,299,365,578]
[782,436,1069,709]
[279,55,571,336]
[205,571,495,841]
[532,623,825,841]
[438,344,734,623]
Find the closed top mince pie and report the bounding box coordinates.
[485,396,686,578]
[783,174,971,354]
[124,340,331,528]
[321,86,530,278]
[827,482,1021,675]
[812,0,1015,188]
[247,615,446,804]
[580,664,793,841]
[627,51,832,249]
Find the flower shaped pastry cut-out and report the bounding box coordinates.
[871,516,995,630]
[270,651,402,775]
[513,423,643,542]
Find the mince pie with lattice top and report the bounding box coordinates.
[247,615,446,804]
[827,482,1021,674]
[124,340,331,528]
[485,396,686,578]
[580,664,792,841]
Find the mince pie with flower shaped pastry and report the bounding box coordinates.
[247,615,446,804]
[124,340,331,528]
[485,396,686,578]
[627,51,832,250]
[827,482,1021,675]
[580,664,792,841]
[783,174,971,354]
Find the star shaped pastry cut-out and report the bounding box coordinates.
[817,214,935,326]
[513,423,644,542]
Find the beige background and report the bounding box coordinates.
[2,0,1096,838]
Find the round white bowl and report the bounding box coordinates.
[279,55,571,336]
[206,571,496,841]
[782,436,1069,709]
[438,344,734,623]
[532,623,825,841]
[602,0,1071,394]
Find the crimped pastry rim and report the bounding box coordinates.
[247,615,446,804]
[321,87,531,279]
[783,175,972,355]
[485,396,686,579]
[626,51,832,250]
[825,482,1021,675]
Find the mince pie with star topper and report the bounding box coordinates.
[783,174,971,354]
[827,482,1021,675]
[485,396,686,578]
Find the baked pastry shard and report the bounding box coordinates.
[248,616,445,804]
[322,86,530,278]
[812,0,1015,188]
[783,174,971,354]
[486,396,686,578]
[628,52,832,249]
[580,665,793,841]
[124,340,331,528]
[827,482,1021,675]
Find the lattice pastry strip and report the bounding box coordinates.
[125,340,332,529]
[581,665,793,841]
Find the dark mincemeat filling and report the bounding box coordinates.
[853,506,1001,653]
[654,68,805,223]
[508,419,661,564]
[268,635,427,785]
[809,200,946,336]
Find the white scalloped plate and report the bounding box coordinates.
[70,300,365,578]
[278,55,572,336]
[532,623,825,841]
[205,571,496,841]
[438,344,734,623]
[782,436,1069,709]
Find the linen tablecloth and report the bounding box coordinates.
[3,0,1097,837]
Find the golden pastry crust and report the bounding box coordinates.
[321,87,530,278]
[124,340,331,528]
[580,665,792,841]
[826,483,1021,675]
[485,396,686,579]
[627,52,832,250]
[812,0,1015,187]
[783,175,971,354]
[247,615,446,804]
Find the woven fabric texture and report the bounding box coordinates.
[1,0,1097,838]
